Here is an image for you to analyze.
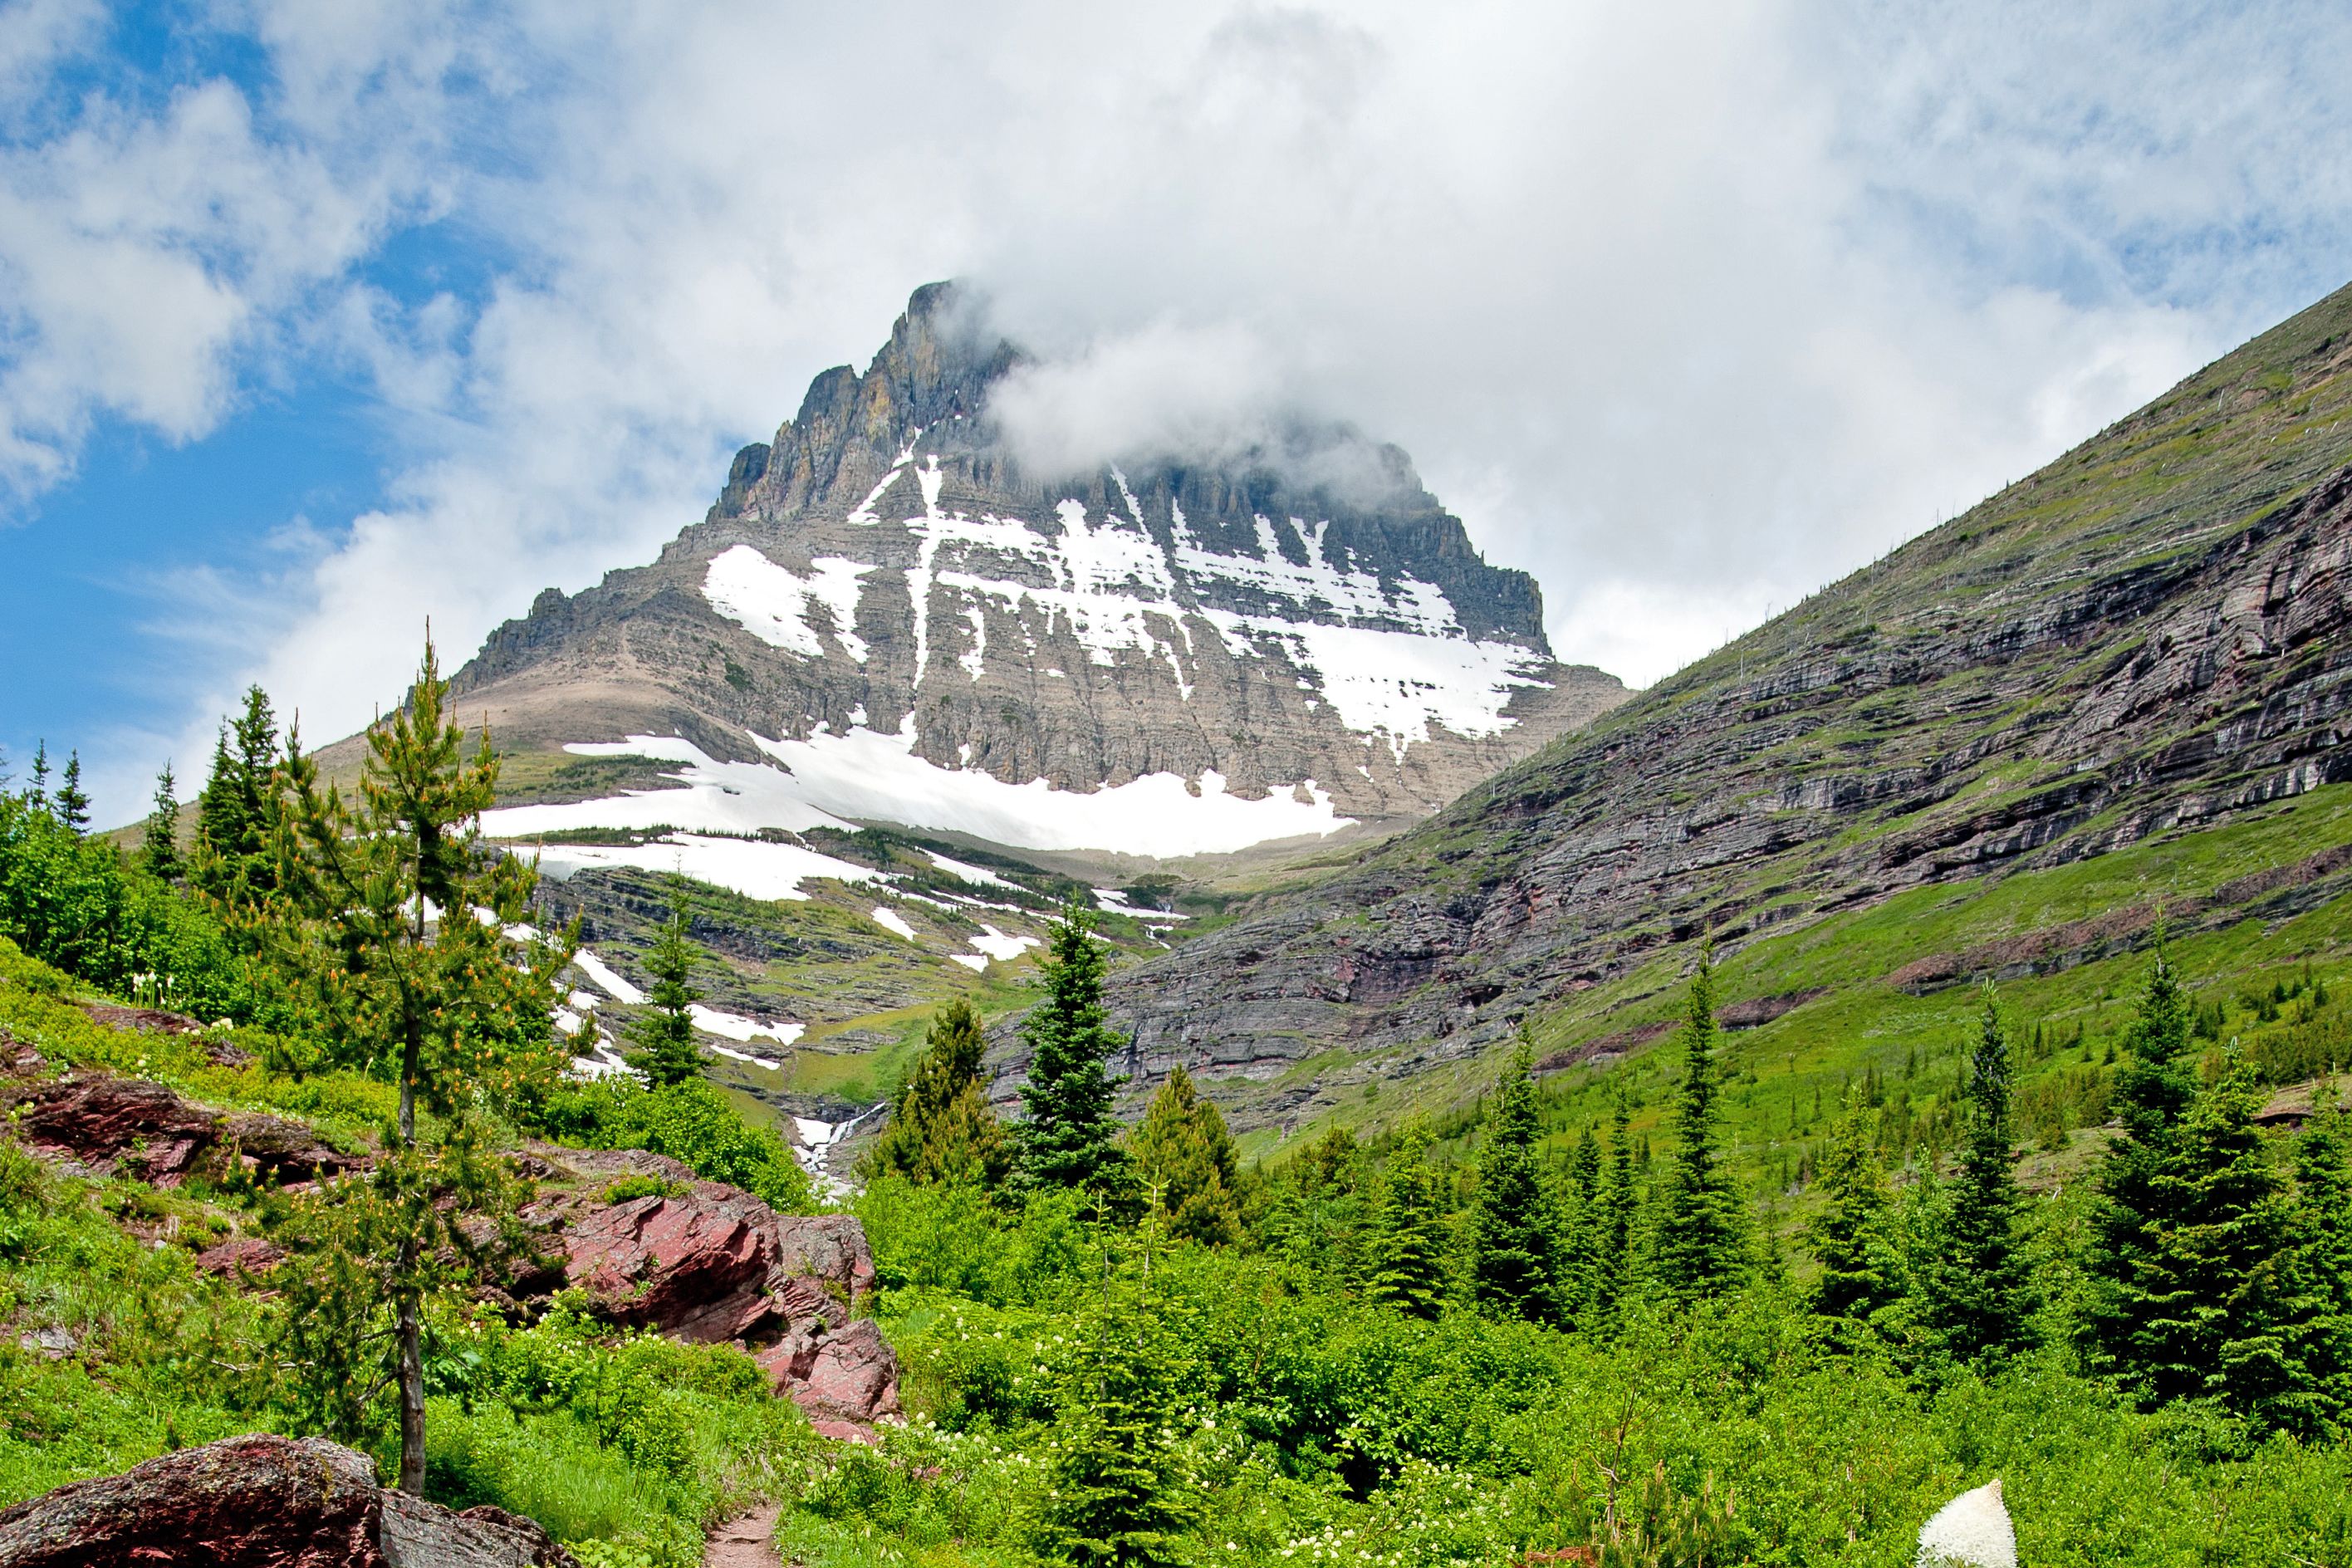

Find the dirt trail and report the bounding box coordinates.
[703,1502,784,1568]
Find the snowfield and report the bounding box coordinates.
[697,473,1555,764]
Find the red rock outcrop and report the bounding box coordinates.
[528,1149,898,1435]
[0,1433,577,1567]
[193,1237,284,1278]
[0,1076,358,1187]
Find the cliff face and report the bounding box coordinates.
[1083,280,2352,1129]
[449,283,1624,866]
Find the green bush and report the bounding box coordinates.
[0,801,247,1020]
[539,1079,820,1214]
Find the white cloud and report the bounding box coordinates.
[20,0,2352,816]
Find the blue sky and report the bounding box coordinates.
[4,0,2351,821]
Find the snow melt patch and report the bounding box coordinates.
[949,924,1041,970]
[747,725,1350,858]
[535,833,877,903]
[688,1003,805,1046]
[482,737,853,841]
[870,905,919,941]
[708,1042,785,1071]
[704,545,871,661]
[924,850,1016,889]
[573,949,644,1005]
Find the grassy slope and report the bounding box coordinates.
[1203,280,2352,1169]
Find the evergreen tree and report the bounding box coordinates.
[1600,1081,1638,1307]
[2276,1097,2352,1436]
[265,637,574,1493]
[141,762,183,883]
[194,726,239,885]
[1471,1031,1561,1325]
[1017,905,1128,1193]
[625,885,704,1088]
[1365,1123,1449,1320]
[1031,1211,1197,1568]
[1560,1127,1606,1323]
[1807,1090,1897,1325]
[26,742,48,811]
[194,686,282,901]
[1922,992,2033,1363]
[1654,948,1748,1303]
[1129,1064,1241,1245]
[2085,947,2301,1425]
[53,752,89,835]
[2081,943,2206,1389]
[862,998,1011,1188]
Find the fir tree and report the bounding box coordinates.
[1129,1064,1241,1245]
[265,637,574,1493]
[1471,1031,1561,1325]
[2081,942,2205,1388]
[1017,904,1128,1193]
[53,752,89,834]
[26,742,48,811]
[1365,1123,1449,1319]
[862,998,1011,1188]
[1560,1127,1606,1323]
[625,885,704,1088]
[194,686,283,901]
[1601,1081,1638,1306]
[2276,1096,2352,1436]
[1922,991,2033,1363]
[141,762,183,883]
[2086,997,2300,1423]
[1654,948,1748,1303]
[1031,1207,1198,1568]
[1807,1090,1896,1325]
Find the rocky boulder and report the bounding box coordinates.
[0,1076,359,1187]
[0,1433,576,1567]
[528,1149,898,1434]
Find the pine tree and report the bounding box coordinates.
[1365,1123,1449,1319]
[1560,1127,1606,1323]
[1807,1090,1897,1325]
[2276,1096,2352,1436]
[1017,904,1128,1193]
[2085,943,2303,1423]
[26,742,48,811]
[1031,1209,1198,1568]
[265,637,574,1493]
[1601,1081,1638,1308]
[2081,942,2205,1389]
[141,762,183,882]
[862,998,1011,1188]
[1129,1065,1241,1245]
[625,885,704,1088]
[1471,1031,1561,1325]
[194,686,283,901]
[53,752,89,834]
[1654,948,1748,1303]
[1922,992,2033,1363]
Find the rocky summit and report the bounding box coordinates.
[445,282,1623,888]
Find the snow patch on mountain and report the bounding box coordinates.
[688,1003,804,1046]
[949,924,1041,971]
[704,545,872,661]
[483,737,852,840]
[533,831,879,902]
[746,723,1350,856]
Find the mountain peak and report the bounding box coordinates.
[445,283,1624,884]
